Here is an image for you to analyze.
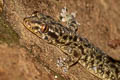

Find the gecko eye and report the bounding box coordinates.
[39,24,49,33]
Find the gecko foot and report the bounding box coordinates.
[57,56,79,72]
[59,7,80,33]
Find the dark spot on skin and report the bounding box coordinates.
[82,55,88,62]
[89,59,94,64]
[73,35,77,41]
[69,24,75,27]
[59,16,63,20]
[60,42,65,44]
[44,36,48,40]
[55,28,58,32]
[73,50,79,57]
[109,63,116,69]
[83,38,89,42]
[55,39,65,44]
[51,21,55,25]
[63,35,68,40]
[47,31,58,39]
[95,53,102,61]
[69,36,72,40]
[65,42,72,46]
[60,32,62,36]
[79,37,83,41]
[74,43,78,46]
[46,15,54,20]
[84,43,91,48]
[71,20,76,24]
[105,71,110,77]
[59,27,63,34]
[55,39,59,43]
[57,23,63,27]
[31,21,42,25]
[78,45,84,55]
[107,56,118,63]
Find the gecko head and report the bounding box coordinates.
[23,12,59,43]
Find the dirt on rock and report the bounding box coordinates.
[0,0,120,80]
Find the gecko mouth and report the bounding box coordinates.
[23,18,31,28]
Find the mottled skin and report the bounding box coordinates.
[23,11,120,80]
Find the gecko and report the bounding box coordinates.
[23,8,120,80]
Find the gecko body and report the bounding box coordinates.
[23,9,120,80]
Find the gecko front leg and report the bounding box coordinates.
[57,44,82,72]
[59,7,80,33]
